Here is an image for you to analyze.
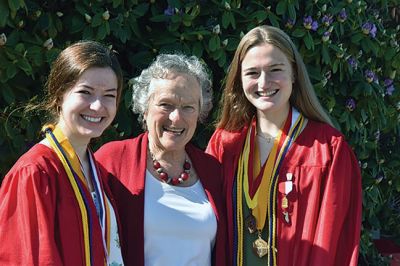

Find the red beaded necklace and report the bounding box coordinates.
[151,153,191,185]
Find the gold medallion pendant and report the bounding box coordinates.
[252,235,269,258]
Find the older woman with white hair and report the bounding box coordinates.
[96,53,227,266]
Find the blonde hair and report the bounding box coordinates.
[217,25,333,130]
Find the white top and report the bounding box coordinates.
[90,193,124,266]
[107,196,124,266]
[144,170,217,266]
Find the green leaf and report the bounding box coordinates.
[6,65,17,79]
[351,33,364,44]
[0,0,10,27]
[105,21,110,35]
[70,16,85,33]
[276,1,287,15]
[26,46,43,67]
[133,3,149,17]
[192,42,203,57]
[292,28,305,37]
[7,0,20,15]
[361,109,368,122]
[217,51,226,67]
[322,45,330,64]
[222,11,230,29]
[229,11,236,29]
[303,32,314,50]
[332,59,339,73]
[17,58,32,76]
[251,10,268,22]
[150,15,169,22]
[91,13,103,27]
[15,43,24,53]
[268,13,280,28]
[392,53,400,69]
[384,47,396,61]
[226,37,239,51]
[288,4,296,20]
[83,26,94,39]
[112,0,122,8]
[339,110,348,122]
[208,35,220,52]
[129,17,142,38]
[364,83,373,95]
[96,24,107,40]
[2,85,15,104]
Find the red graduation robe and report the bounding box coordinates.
[206,119,362,266]
[95,132,227,266]
[0,144,121,265]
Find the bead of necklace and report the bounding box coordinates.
[151,154,191,185]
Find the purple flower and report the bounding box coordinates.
[338,9,347,22]
[362,22,377,38]
[311,21,319,31]
[384,78,394,87]
[303,16,318,31]
[164,6,175,16]
[345,97,356,111]
[285,18,295,29]
[384,78,395,96]
[347,57,358,69]
[322,15,333,26]
[303,16,313,29]
[322,31,331,42]
[364,69,377,83]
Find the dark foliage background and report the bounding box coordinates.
[0,0,399,264]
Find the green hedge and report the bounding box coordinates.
[0,0,399,264]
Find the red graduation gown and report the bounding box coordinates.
[206,120,362,266]
[95,132,227,266]
[0,144,121,266]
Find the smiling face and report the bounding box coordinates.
[241,43,293,120]
[57,67,118,145]
[145,71,201,154]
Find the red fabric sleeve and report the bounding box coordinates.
[0,164,62,265]
[205,129,224,163]
[309,137,362,266]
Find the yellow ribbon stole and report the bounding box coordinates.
[235,111,305,266]
[44,125,92,266]
[242,127,283,231]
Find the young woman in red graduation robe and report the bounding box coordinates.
[0,41,126,266]
[206,25,362,266]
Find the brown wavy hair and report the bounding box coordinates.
[32,40,123,123]
[216,25,333,131]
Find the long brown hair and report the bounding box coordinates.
[32,40,123,123]
[217,25,333,131]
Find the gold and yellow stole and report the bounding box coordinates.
[43,125,111,265]
[234,108,305,266]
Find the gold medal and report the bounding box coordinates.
[282,196,288,209]
[252,235,269,258]
[245,213,257,234]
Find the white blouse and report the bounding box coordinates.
[144,170,217,266]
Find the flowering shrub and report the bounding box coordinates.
[0,0,399,263]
